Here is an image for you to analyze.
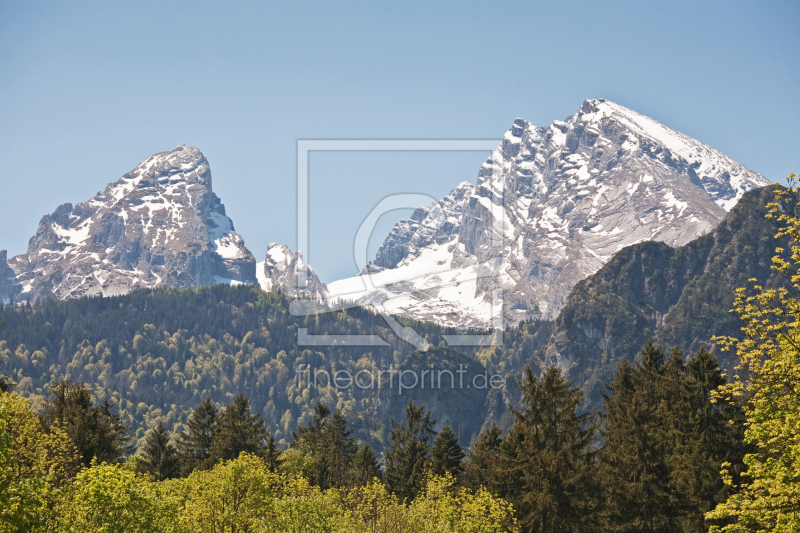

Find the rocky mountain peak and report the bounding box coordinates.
[1,145,257,303]
[257,243,328,299]
[326,99,772,328]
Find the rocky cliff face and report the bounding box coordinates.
[0,145,257,303]
[256,243,328,299]
[0,250,21,304]
[327,99,771,328]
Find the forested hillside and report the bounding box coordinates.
[0,285,537,450]
[540,185,789,407]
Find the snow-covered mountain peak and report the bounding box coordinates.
[257,243,327,299]
[568,98,768,209]
[1,146,257,303]
[326,100,772,328]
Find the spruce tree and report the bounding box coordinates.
[501,365,598,532]
[138,421,178,480]
[177,395,219,474]
[385,402,436,502]
[208,393,272,463]
[350,444,381,486]
[599,340,674,532]
[291,402,360,489]
[666,347,747,532]
[464,422,503,493]
[263,432,281,473]
[429,425,465,479]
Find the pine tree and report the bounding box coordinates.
[177,395,218,474]
[138,421,178,481]
[385,402,436,502]
[429,425,465,479]
[208,393,272,463]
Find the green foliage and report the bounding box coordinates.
[707,176,800,532]
[46,452,518,533]
[176,453,280,532]
[0,391,80,533]
[53,460,174,533]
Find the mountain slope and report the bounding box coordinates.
[326,99,770,328]
[0,284,491,450]
[1,145,257,303]
[539,184,787,407]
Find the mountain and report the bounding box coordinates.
[326,99,771,328]
[0,145,257,304]
[256,243,328,299]
[534,184,788,407]
[0,186,786,447]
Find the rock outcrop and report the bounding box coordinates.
[257,243,328,299]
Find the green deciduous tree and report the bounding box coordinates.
[53,460,172,533]
[1,391,80,532]
[177,452,280,533]
[707,177,800,532]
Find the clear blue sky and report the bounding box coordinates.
[1,0,798,282]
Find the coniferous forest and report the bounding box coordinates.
[1,180,800,530]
